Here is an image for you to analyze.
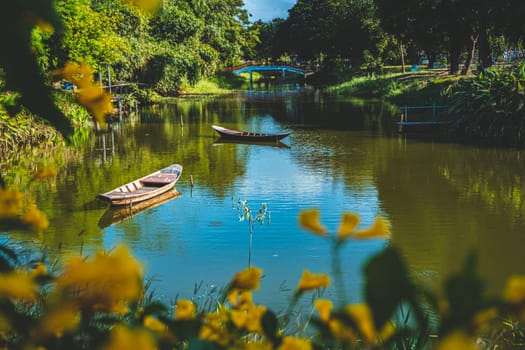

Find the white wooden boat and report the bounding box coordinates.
[98,164,182,206]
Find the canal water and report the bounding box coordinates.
[6,85,525,312]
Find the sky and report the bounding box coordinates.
[243,0,297,22]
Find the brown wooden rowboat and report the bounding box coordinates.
[212,125,290,142]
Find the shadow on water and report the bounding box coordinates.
[98,189,182,229]
[212,138,291,149]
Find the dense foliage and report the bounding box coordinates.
[445,63,525,146]
[252,0,525,78]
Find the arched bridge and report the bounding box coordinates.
[225,62,317,81]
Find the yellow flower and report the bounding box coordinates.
[229,266,263,291]
[30,263,48,278]
[0,271,38,301]
[314,299,333,322]
[503,275,525,305]
[0,188,23,217]
[297,270,330,292]
[352,216,391,239]
[245,342,272,350]
[76,85,114,124]
[143,315,166,332]
[33,167,57,180]
[337,212,360,239]
[298,209,327,236]
[54,61,113,126]
[230,304,266,333]
[328,319,357,344]
[435,331,479,350]
[472,308,498,331]
[33,306,80,338]
[345,304,376,344]
[228,290,254,310]
[175,299,196,320]
[101,325,156,350]
[199,310,232,346]
[57,245,143,313]
[22,204,49,232]
[277,336,312,350]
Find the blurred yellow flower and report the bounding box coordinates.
[143,315,166,332]
[337,212,360,239]
[175,299,196,320]
[328,319,357,344]
[33,307,80,338]
[57,245,143,313]
[22,204,49,232]
[0,271,37,301]
[352,216,391,239]
[503,275,525,304]
[298,209,327,236]
[102,325,156,350]
[228,290,254,310]
[277,336,312,350]
[199,311,232,346]
[345,304,376,344]
[30,263,48,278]
[231,304,266,333]
[435,331,479,350]
[472,308,498,331]
[314,299,333,322]
[245,342,272,350]
[33,167,57,180]
[229,266,262,291]
[76,85,114,125]
[0,188,23,217]
[379,321,396,341]
[55,61,113,126]
[297,270,330,292]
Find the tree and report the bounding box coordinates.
[280,0,387,72]
[51,0,130,70]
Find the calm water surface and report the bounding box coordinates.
[9,86,525,311]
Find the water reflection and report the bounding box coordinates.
[98,189,182,228]
[5,91,525,311]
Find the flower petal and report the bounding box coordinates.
[298,209,327,236]
[353,216,391,239]
[337,212,360,239]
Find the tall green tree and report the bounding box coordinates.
[51,0,130,69]
[279,0,386,70]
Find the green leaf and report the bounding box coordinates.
[261,309,279,343]
[363,245,413,330]
[439,251,487,335]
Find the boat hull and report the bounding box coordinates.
[98,164,183,206]
[212,125,289,142]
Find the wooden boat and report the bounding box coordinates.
[212,125,290,142]
[98,189,181,228]
[98,164,183,206]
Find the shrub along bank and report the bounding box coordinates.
[326,64,525,148]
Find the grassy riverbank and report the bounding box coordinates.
[325,69,459,106]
